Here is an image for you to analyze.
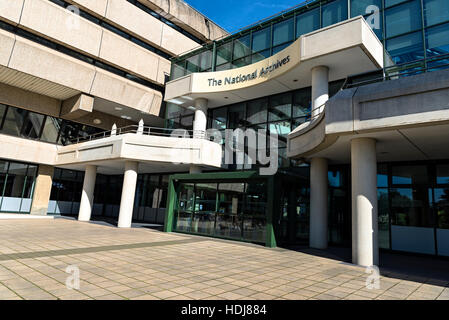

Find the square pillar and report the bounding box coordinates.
[309,157,328,249]
[30,165,54,216]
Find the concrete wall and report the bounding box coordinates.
[326,68,449,135]
[1,0,169,86]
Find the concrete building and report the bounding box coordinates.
[1,0,449,267]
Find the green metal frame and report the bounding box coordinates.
[164,171,278,247]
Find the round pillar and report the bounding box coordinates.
[78,165,97,222]
[193,98,208,139]
[309,157,328,249]
[351,138,378,267]
[311,66,329,119]
[118,161,139,228]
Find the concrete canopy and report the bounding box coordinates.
[165,16,384,109]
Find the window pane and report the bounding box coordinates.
[387,31,424,64]
[200,50,212,71]
[244,181,267,242]
[216,182,245,239]
[296,7,320,38]
[232,56,251,68]
[322,0,348,28]
[378,189,390,249]
[176,183,194,232]
[272,42,292,54]
[171,61,186,79]
[434,188,449,229]
[269,93,292,121]
[351,0,382,17]
[392,165,428,185]
[193,183,217,235]
[247,98,268,125]
[251,50,270,63]
[426,22,449,57]
[2,106,24,137]
[23,165,37,199]
[252,26,271,52]
[269,121,291,148]
[423,0,449,26]
[0,104,6,128]
[385,0,422,38]
[293,88,311,118]
[228,104,246,129]
[20,111,44,139]
[4,162,27,198]
[437,165,449,184]
[41,117,62,144]
[216,41,232,65]
[186,54,200,73]
[0,161,7,198]
[211,108,227,130]
[233,35,251,60]
[385,0,408,7]
[391,188,433,227]
[273,18,293,46]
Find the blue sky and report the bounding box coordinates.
[185,0,302,33]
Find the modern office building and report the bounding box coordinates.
[0,0,449,267]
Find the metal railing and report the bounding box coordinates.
[68,125,206,145]
[343,54,449,89]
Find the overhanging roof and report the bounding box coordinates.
[165,16,385,109]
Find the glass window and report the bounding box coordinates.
[322,0,348,28]
[434,188,449,229]
[269,93,292,122]
[243,181,267,242]
[233,35,251,60]
[351,0,382,17]
[232,56,251,68]
[392,165,428,185]
[0,104,7,128]
[176,183,195,232]
[247,98,268,125]
[2,106,24,137]
[22,112,45,139]
[200,50,212,71]
[4,162,27,198]
[423,0,449,26]
[216,41,232,66]
[296,7,320,38]
[426,22,449,57]
[0,161,8,198]
[171,61,186,79]
[391,187,433,227]
[216,182,245,239]
[193,183,217,235]
[378,164,389,187]
[252,26,271,52]
[378,189,390,249]
[269,121,291,148]
[387,31,424,64]
[272,42,292,55]
[437,165,449,185]
[22,165,36,199]
[273,18,294,47]
[329,170,344,188]
[385,0,422,38]
[211,108,227,130]
[251,50,270,63]
[385,0,408,7]
[40,117,62,144]
[293,88,311,118]
[186,54,200,74]
[228,104,246,129]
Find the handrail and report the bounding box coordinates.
[67,125,206,145]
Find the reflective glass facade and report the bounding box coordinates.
[0,103,103,145]
[0,160,37,213]
[170,0,449,80]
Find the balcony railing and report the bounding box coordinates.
[68,125,206,145]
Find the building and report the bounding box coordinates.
[0,0,449,267]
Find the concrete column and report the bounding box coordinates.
[30,165,54,216]
[118,161,139,228]
[311,66,329,119]
[193,98,208,139]
[78,165,97,222]
[351,138,378,267]
[309,158,328,249]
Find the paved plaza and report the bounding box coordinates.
[0,218,447,300]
